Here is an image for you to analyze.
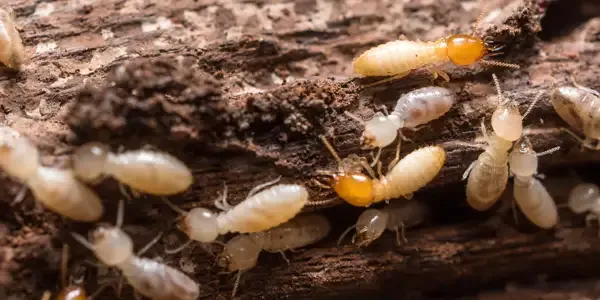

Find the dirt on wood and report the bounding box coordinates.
[2,0,600,299]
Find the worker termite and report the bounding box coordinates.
[161,177,309,253]
[338,200,429,247]
[345,86,456,153]
[0,8,25,69]
[217,213,331,298]
[71,200,201,300]
[0,126,104,222]
[352,8,519,85]
[508,137,560,229]
[463,74,541,211]
[568,182,600,236]
[72,142,193,196]
[550,79,600,150]
[315,135,445,207]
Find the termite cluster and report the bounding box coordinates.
[2,4,600,300]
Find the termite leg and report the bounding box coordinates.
[246,176,282,199]
[359,160,377,179]
[118,183,133,201]
[370,147,382,168]
[376,105,389,116]
[311,178,332,190]
[278,251,290,265]
[214,183,232,211]
[462,161,476,180]
[165,239,194,255]
[571,75,600,97]
[376,161,383,180]
[560,127,596,151]
[10,185,28,206]
[362,70,411,89]
[137,231,164,256]
[427,66,450,82]
[387,138,403,170]
[398,129,412,143]
[403,193,414,200]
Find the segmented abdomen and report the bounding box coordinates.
[373,146,446,202]
[466,153,509,211]
[514,177,558,229]
[120,257,200,300]
[353,40,447,76]
[257,213,331,252]
[393,86,456,128]
[219,184,309,234]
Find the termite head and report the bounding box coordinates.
[90,227,134,266]
[446,34,487,66]
[73,142,110,183]
[179,208,219,243]
[57,286,88,300]
[490,73,523,141]
[508,137,537,177]
[353,209,388,247]
[217,235,260,272]
[568,183,600,214]
[361,114,403,148]
[0,127,39,180]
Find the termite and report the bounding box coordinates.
[550,79,600,150]
[217,213,331,298]
[72,142,193,196]
[508,137,560,229]
[463,74,541,211]
[161,177,309,253]
[0,8,25,69]
[0,126,104,222]
[55,244,112,300]
[568,182,600,236]
[338,200,429,247]
[315,135,445,207]
[352,8,519,86]
[345,86,456,154]
[71,200,200,300]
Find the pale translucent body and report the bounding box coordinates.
[362,87,455,148]
[89,227,200,300]
[353,40,448,76]
[551,86,600,140]
[0,8,25,69]
[73,142,193,195]
[0,126,103,221]
[568,183,600,215]
[372,146,446,202]
[355,201,429,244]
[220,214,330,272]
[491,106,523,142]
[180,184,309,242]
[466,135,512,211]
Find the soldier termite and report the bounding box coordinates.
[0,126,104,222]
[71,200,201,300]
[55,244,112,300]
[568,182,600,236]
[508,137,560,229]
[345,86,456,156]
[550,79,600,150]
[338,200,429,247]
[352,8,519,86]
[315,135,445,207]
[0,8,25,69]
[217,213,331,298]
[160,178,309,253]
[463,74,542,211]
[72,142,193,196]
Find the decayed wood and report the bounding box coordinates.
[3,0,600,299]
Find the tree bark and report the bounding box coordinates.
[2,0,600,299]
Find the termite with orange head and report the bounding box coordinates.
[338,200,429,248]
[0,126,104,222]
[72,142,193,196]
[160,177,309,254]
[463,74,542,211]
[54,244,113,300]
[352,8,519,86]
[0,8,25,69]
[314,135,445,207]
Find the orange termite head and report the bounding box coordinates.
[329,172,374,207]
[446,34,487,66]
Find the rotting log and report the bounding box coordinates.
[2,0,600,299]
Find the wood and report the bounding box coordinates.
[2,0,600,299]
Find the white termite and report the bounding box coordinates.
[338,200,429,247]
[0,126,103,222]
[161,177,309,253]
[508,137,560,229]
[0,8,25,69]
[217,213,330,297]
[71,200,200,300]
[550,79,600,150]
[72,142,193,196]
[463,74,542,211]
[568,182,600,236]
[345,86,456,152]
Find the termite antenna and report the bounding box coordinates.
[492,73,504,105]
[480,60,520,69]
[306,197,340,207]
[472,7,488,37]
[246,176,282,199]
[337,224,358,246]
[570,75,600,97]
[231,270,242,299]
[536,146,561,157]
[116,199,125,228]
[522,90,545,120]
[319,135,343,166]
[161,197,188,215]
[71,232,94,250]
[165,239,193,255]
[137,231,164,256]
